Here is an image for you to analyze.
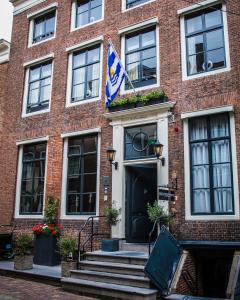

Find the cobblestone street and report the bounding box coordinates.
[0,276,95,300]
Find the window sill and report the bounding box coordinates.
[121,83,159,96]
[66,97,100,108]
[71,18,104,32]
[60,215,97,220]
[185,214,239,221]
[182,66,231,81]
[28,35,56,48]
[122,0,156,12]
[14,214,44,219]
[22,108,50,118]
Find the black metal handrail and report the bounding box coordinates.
[148,220,158,256]
[77,215,107,267]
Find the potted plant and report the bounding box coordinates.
[14,233,33,270]
[147,201,174,231]
[32,196,61,266]
[58,235,78,277]
[101,207,121,252]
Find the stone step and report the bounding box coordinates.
[119,241,149,253]
[79,260,145,276]
[62,277,158,300]
[85,251,148,266]
[71,269,151,288]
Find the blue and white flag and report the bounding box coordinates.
[105,43,126,108]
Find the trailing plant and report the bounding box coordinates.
[57,235,78,261]
[44,196,59,224]
[109,90,167,107]
[147,201,174,226]
[15,234,33,256]
[104,207,121,227]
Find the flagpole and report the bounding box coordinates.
[108,39,136,93]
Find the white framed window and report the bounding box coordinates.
[15,137,49,219]
[28,3,58,48]
[179,2,231,80]
[60,128,101,219]
[120,19,160,95]
[71,0,104,31]
[22,55,54,117]
[122,0,155,12]
[182,106,239,220]
[66,38,103,107]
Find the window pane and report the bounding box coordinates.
[84,155,97,173]
[45,15,55,34]
[68,176,81,193]
[83,136,97,152]
[127,52,140,64]
[68,157,81,175]
[142,30,155,47]
[192,165,209,189]
[41,63,52,78]
[127,62,139,82]
[40,85,51,102]
[212,140,230,163]
[142,47,156,60]
[88,47,100,63]
[69,138,81,154]
[188,53,205,75]
[193,190,211,213]
[187,34,204,55]
[91,0,101,8]
[214,188,233,213]
[127,0,149,8]
[28,86,39,105]
[90,6,102,22]
[34,21,44,40]
[67,194,80,213]
[126,35,139,52]
[22,163,33,179]
[72,84,85,101]
[186,15,203,34]
[77,0,89,13]
[73,68,85,85]
[82,193,96,213]
[206,29,224,51]
[191,142,209,165]
[205,9,222,28]
[210,114,229,138]
[87,63,99,81]
[22,180,33,194]
[74,52,86,68]
[83,174,96,193]
[213,163,231,188]
[87,80,99,98]
[77,11,89,27]
[30,67,40,81]
[206,48,225,70]
[142,57,156,80]
[190,117,208,141]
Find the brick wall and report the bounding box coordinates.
[1,0,240,240]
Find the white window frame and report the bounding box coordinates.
[22,54,54,118]
[179,1,231,81]
[122,0,155,12]
[65,36,103,108]
[27,3,58,48]
[120,18,160,95]
[182,105,240,221]
[70,0,104,32]
[15,136,49,219]
[60,128,101,220]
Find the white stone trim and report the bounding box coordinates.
[120,23,160,95]
[181,105,234,119]
[12,0,46,16]
[15,141,48,219]
[118,17,158,35]
[65,41,103,108]
[16,135,49,146]
[122,0,156,13]
[66,36,104,53]
[0,40,10,64]
[180,3,231,81]
[22,59,54,118]
[28,5,58,48]
[183,110,240,221]
[60,132,101,220]
[70,0,104,32]
[177,0,222,15]
[61,127,101,139]
[27,2,58,18]
[23,53,54,67]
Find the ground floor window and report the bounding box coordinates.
[66,134,97,215]
[20,142,46,214]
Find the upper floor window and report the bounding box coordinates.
[126,0,150,9]
[75,0,102,28]
[124,123,157,160]
[27,61,52,113]
[185,6,226,76]
[66,135,98,215]
[71,45,100,102]
[20,143,47,215]
[125,27,157,90]
[33,11,56,44]
[189,114,234,215]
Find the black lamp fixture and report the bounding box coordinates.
[153,141,165,166]
[106,146,118,170]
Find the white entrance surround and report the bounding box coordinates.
[104,101,175,238]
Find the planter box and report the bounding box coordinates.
[14,255,33,270]
[61,260,77,277]
[101,239,119,252]
[33,234,60,266]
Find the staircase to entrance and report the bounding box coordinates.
[61,250,159,300]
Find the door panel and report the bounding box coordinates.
[126,164,157,243]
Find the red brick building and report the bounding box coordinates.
[2,0,240,245]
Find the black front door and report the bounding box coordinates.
[125,164,157,243]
